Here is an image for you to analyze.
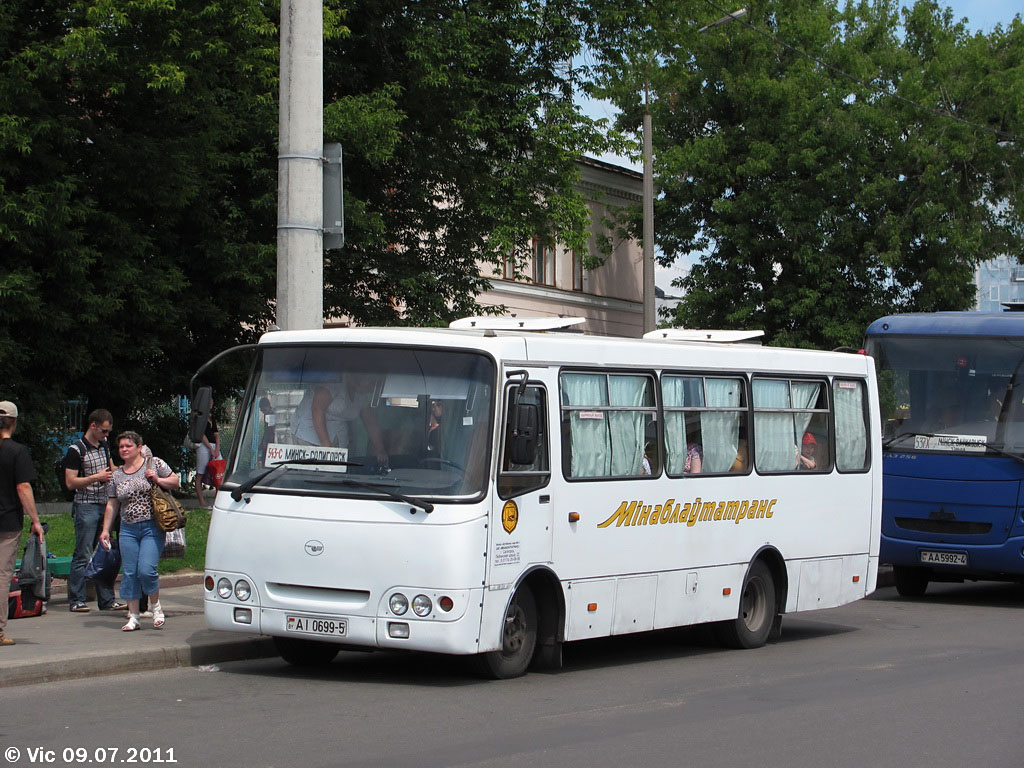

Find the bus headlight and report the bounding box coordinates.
[389,593,409,615]
[234,580,252,601]
[412,595,432,617]
[217,578,233,599]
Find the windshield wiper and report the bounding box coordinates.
[319,477,434,514]
[230,458,363,502]
[883,431,1024,465]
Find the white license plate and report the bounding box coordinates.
[920,550,968,566]
[286,615,348,637]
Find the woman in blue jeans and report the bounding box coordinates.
[99,431,180,631]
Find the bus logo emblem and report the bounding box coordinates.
[304,540,325,556]
[501,501,518,534]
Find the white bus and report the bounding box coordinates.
[198,319,881,677]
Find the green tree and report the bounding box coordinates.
[590,0,1023,349]
[323,0,608,325]
[0,0,280,462]
[1,0,612,479]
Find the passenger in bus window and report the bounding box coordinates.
[291,375,388,465]
[730,439,748,472]
[683,442,702,474]
[797,431,818,470]
[426,400,443,455]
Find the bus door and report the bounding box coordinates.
[488,380,553,587]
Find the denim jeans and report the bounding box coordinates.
[69,502,116,608]
[118,520,164,601]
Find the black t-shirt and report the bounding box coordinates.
[0,437,37,532]
[204,415,219,444]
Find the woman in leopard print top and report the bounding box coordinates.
[99,431,179,631]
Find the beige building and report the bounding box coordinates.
[325,156,644,336]
[477,156,644,338]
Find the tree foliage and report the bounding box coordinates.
[0,0,280,458]
[323,0,607,325]
[589,0,1024,349]
[0,0,610,475]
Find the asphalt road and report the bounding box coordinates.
[3,581,1023,768]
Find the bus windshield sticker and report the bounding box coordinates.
[912,434,986,453]
[264,443,350,471]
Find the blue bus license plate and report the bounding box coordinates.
[920,551,967,566]
[286,615,348,637]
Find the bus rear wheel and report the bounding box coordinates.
[715,560,776,649]
[894,566,929,597]
[274,636,340,667]
[473,585,537,679]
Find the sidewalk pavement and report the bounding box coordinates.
[0,572,276,689]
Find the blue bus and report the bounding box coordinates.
[864,312,1024,596]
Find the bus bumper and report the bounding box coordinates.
[204,583,485,655]
[881,533,1024,579]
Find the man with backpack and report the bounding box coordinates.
[0,400,45,646]
[64,408,125,613]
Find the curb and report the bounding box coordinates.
[0,638,277,689]
[47,571,205,602]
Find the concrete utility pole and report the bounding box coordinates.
[642,79,655,335]
[277,0,324,331]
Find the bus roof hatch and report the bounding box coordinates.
[644,329,765,344]
[449,316,586,331]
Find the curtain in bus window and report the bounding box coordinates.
[608,375,648,475]
[663,376,702,474]
[754,379,794,471]
[702,378,742,473]
[562,373,610,477]
[833,381,867,470]
[791,381,821,443]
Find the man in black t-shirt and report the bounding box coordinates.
[0,401,45,646]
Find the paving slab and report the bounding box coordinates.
[0,575,275,689]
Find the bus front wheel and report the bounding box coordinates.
[473,585,538,679]
[274,636,340,667]
[715,560,776,649]
[894,566,929,597]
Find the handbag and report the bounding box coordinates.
[85,539,121,582]
[162,528,186,559]
[205,457,227,489]
[147,457,188,532]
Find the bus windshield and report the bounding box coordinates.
[229,345,495,500]
[868,335,1024,454]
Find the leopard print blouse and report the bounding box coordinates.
[107,457,172,524]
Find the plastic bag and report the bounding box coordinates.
[162,528,186,559]
[84,539,121,583]
[205,458,227,489]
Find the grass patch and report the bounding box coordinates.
[23,510,210,574]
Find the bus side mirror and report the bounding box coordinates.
[189,386,213,444]
[508,403,539,466]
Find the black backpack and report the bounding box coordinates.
[54,439,87,502]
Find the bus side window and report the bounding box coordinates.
[752,378,832,473]
[833,379,869,472]
[560,372,658,478]
[498,385,550,499]
[662,375,748,475]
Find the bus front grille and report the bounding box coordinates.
[894,518,992,536]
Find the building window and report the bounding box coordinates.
[572,250,584,292]
[533,238,556,286]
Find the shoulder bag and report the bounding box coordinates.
[147,457,187,532]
